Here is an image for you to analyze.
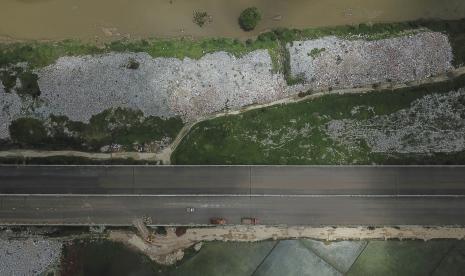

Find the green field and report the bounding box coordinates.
[3,108,183,152]
[172,74,465,165]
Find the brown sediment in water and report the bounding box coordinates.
[1,0,465,41]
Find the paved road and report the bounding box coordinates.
[0,166,465,226]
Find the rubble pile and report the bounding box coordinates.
[327,89,465,153]
[288,32,452,89]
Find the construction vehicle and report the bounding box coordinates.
[241,217,259,225]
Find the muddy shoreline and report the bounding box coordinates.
[1,0,465,42]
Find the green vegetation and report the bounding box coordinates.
[0,19,464,81]
[0,69,17,92]
[125,58,139,69]
[308,48,326,58]
[281,44,305,85]
[172,74,465,165]
[7,107,184,152]
[347,240,454,276]
[9,117,47,145]
[255,18,465,66]
[0,19,464,69]
[0,156,159,165]
[53,238,465,276]
[0,38,278,69]
[0,66,41,97]
[173,241,277,276]
[238,7,262,31]
[193,11,211,27]
[106,37,279,62]
[17,71,41,97]
[0,40,102,69]
[61,240,168,276]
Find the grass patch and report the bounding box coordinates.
[172,74,465,165]
[61,239,170,276]
[280,43,305,85]
[174,241,276,276]
[308,48,326,58]
[0,38,278,69]
[17,71,41,97]
[0,40,102,69]
[0,156,159,165]
[7,107,184,152]
[347,240,454,276]
[1,19,463,70]
[106,37,279,62]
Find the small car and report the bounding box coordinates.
[186,207,195,213]
[210,217,227,225]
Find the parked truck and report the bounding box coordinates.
[241,217,259,225]
[210,217,227,225]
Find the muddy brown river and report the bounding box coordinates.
[1,0,465,41]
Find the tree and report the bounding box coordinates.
[9,117,47,145]
[238,7,261,31]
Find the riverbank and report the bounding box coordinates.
[1,19,465,164]
[1,0,465,41]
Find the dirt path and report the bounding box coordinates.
[0,150,159,162]
[1,66,464,164]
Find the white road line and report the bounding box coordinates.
[1,165,465,167]
[1,194,465,198]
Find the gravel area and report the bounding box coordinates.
[327,89,465,153]
[0,237,62,276]
[288,32,453,89]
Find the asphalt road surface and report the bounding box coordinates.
[0,165,465,226]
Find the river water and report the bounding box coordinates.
[1,0,465,41]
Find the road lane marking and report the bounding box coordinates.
[1,194,465,198]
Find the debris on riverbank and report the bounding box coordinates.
[0,31,453,143]
[327,89,465,153]
[0,236,62,275]
[288,32,453,90]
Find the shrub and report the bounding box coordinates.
[17,71,41,97]
[193,11,211,27]
[257,32,278,42]
[238,7,261,31]
[9,117,47,144]
[308,48,326,58]
[126,58,140,69]
[0,70,17,93]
